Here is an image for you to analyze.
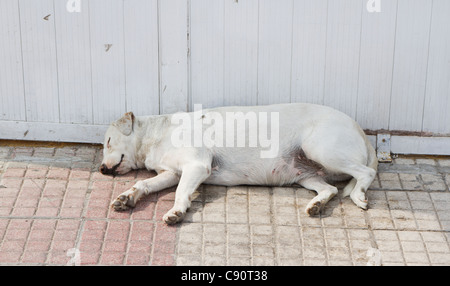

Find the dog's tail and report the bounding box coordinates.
[342,134,378,198]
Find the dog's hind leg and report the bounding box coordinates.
[111,171,180,211]
[299,176,338,216]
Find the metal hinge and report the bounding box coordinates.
[376,133,392,163]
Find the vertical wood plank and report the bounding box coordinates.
[290,0,328,105]
[89,0,126,124]
[159,0,189,114]
[190,0,224,109]
[257,0,293,105]
[223,0,259,106]
[356,0,398,130]
[19,0,59,122]
[389,0,432,131]
[323,0,363,119]
[54,0,93,124]
[124,0,159,116]
[422,0,450,134]
[0,0,26,121]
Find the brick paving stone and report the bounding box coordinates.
[1,145,450,265]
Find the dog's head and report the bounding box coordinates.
[99,112,137,176]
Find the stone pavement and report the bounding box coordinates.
[0,143,449,266]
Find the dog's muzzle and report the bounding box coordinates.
[99,154,124,176]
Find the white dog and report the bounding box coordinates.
[100,103,377,224]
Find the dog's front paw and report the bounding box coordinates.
[163,208,185,225]
[111,187,138,211]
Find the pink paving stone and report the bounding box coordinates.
[3,168,26,178]
[126,252,150,265]
[103,240,128,252]
[128,240,152,253]
[85,196,111,218]
[90,181,114,199]
[15,198,39,208]
[69,169,91,180]
[51,240,76,252]
[33,219,57,229]
[4,228,29,241]
[25,168,47,179]
[151,253,175,266]
[59,207,83,218]
[131,200,156,220]
[47,169,70,180]
[7,219,32,229]
[11,207,36,216]
[26,240,51,252]
[47,251,71,265]
[0,251,22,263]
[0,197,16,207]
[21,251,47,264]
[53,229,78,241]
[0,208,12,216]
[35,207,59,217]
[130,221,154,242]
[39,195,62,208]
[153,223,177,254]
[108,208,131,219]
[61,197,84,208]
[0,240,26,252]
[100,252,125,265]
[66,180,89,192]
[28,229,54,241]
[105,225,130,241]
[79,240,103,252]
[80,252,100,265]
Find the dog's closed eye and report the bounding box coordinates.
[107,137,111,149]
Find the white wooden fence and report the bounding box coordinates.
[0,0,449,154]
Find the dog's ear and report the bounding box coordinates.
[113,112,135,136]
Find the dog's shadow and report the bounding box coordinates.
[126,171,356,222]
[181,181,355,222]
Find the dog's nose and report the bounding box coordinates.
[99,164,107,174]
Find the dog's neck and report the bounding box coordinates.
[133,115,171,168]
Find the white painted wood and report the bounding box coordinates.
[123,0,159,116]
[159,0,189,114]
[0,121,107,144]
[422,0,450,135]
[389,0,433,132]
[19,0,59,122]
[257,0,293,105]
[0,0,26,121]
[190,0,225,109]
[290,0,328,105]
[89,0,126,125]
[54,0,93,124]
[356,0,398,131]
[323,0,363,119]
[391,136,450,156]
[0,0,449,155]
[223,0,259,106]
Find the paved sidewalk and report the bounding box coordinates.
[0,144,449,265]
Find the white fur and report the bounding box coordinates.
[102,103,377,224]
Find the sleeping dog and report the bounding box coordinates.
[100,103,377,224]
